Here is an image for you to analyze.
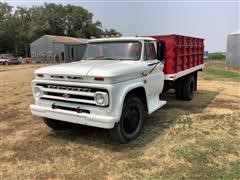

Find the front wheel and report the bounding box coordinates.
[43,118,72,130]
[110,95,144,143]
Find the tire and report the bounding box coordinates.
[175,78,183,100]
[182,75,195,100]
[43,118,72,130]
[4,61,9,65]
[110,95,144,143]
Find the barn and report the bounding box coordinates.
[226,31,240,69]
[30,35,88,63]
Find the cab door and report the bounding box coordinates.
[143,41,164,102]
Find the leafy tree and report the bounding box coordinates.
[208,52,226,60]
[0,2,121,57]
[103,29,122,37]
[0,3,13,53]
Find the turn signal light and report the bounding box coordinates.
[94,77,104,81]
[37,74,44,77]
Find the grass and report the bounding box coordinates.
[204,67,239,78]
[0,63,47,72]
[200,59,240,81]
[0,60,240,179]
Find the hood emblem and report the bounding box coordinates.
[63,93,70,98]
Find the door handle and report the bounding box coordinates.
[148,62,158,66]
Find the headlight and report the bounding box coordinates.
[94,92,108,106]
[33,86,42,99]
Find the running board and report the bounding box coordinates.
[148,100,167,114]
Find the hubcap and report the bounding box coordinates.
[122,106,140,135]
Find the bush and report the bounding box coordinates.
[208,52,226,60]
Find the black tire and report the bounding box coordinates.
[175,78,183,100]
[182,75,195,100]
[4,61,9,65]
[110,95,144,143]
[43,118,72,130]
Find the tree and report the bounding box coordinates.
[0,3,13,53]
[0,2,121,57]
[103,29,122,37]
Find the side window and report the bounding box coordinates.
[144,43,157,60]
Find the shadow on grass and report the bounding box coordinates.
[47,89,219,150]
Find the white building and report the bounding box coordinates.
[226,31,240,68]
[30,35,88,63]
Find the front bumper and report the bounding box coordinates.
[30,104,116,129]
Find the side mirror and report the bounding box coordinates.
[157,42,165,61]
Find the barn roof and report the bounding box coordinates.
[47,35,88,45]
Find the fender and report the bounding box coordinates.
[112,80,148,122]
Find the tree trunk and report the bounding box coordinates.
[25,44,28,57]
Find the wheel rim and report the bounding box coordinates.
[122,106,140,135]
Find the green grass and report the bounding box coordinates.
[200,60,240,81]
[204,67,239,78]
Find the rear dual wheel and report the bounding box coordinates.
[182,75,195,100]
[175,74,195,100]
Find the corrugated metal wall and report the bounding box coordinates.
[30,35,65,63]
[64,44,87,62]
[30,35,86,63]
[226,34,240,68]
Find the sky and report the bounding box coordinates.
[2,0,240,52]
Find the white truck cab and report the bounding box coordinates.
[30,37,169,143]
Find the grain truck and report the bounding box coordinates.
[30,34,204,143]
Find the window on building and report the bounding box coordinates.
[61,52,64,61]
[71,47,74,59]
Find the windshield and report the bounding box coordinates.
[83,41,142,60]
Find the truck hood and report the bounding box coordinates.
[35,60,147,83]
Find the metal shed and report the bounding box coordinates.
[30,35,88,63]
[226,31,240,69]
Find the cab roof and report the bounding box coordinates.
[88,37,156,43]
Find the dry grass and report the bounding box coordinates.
[0,61,240,179]
[0,63,47,72]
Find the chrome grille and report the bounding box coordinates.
[36,83,108,105]
[46,84,92,93]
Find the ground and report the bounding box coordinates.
[0,60,239,179]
